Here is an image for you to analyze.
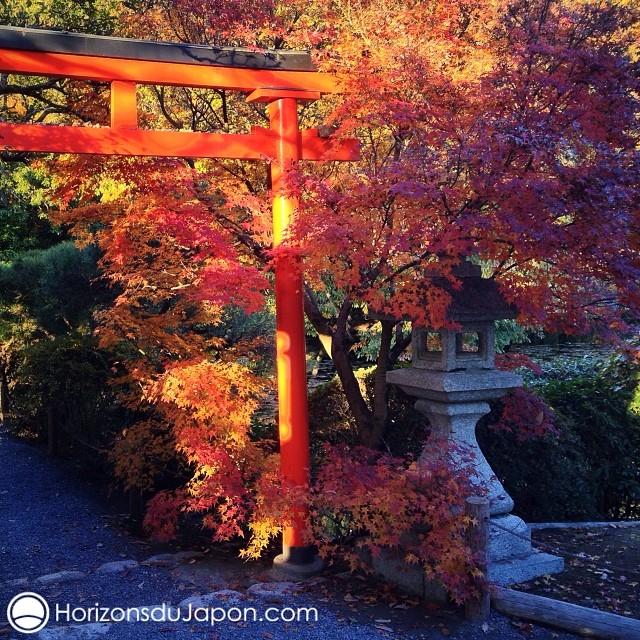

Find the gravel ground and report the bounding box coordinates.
[0,430,583,640]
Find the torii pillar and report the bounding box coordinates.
[247,88,325,572]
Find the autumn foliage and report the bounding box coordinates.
[307,444,482,603]
[2,0,639,601]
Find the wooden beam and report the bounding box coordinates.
[0,48,344,93]
[492,587,640,640]
[0,123,272,159]
[0,26,315,71]
[0,122,358,161]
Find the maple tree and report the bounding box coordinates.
[102,0,640,449]
[290,0,640,446]
[1,0,639,597]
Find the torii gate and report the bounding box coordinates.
[0,26,358,573]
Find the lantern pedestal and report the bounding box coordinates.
[387,366,564,587]
[388,368,520,515]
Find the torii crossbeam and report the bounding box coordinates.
[0,25,358,573]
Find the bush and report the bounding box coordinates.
[10,333,119,452]
[479,356,640,521]
[540,357,640,519]
[309,444,479,604]
[0,242,102,335]
[478,404,601,522]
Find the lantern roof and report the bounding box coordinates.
[428,262,518,323]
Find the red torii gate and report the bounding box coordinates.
[0,26,358,573]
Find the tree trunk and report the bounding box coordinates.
[369,320,394,448]
[303,290,404,449]
[331,300,375,445]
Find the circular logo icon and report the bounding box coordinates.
[6,592,50,634]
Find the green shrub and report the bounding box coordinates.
[479,356,640,521]
[0,241,103,335]
[11,333,120,451]
[478,404,601,522]
[540,357,640,519]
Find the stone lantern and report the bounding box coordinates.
[387,262,563,586]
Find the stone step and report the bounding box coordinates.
[39,623,111,640]
[488,551,565,587]
[489,514,532,562]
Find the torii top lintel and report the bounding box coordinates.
[0,26,339,92]
[0,26,357,160]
